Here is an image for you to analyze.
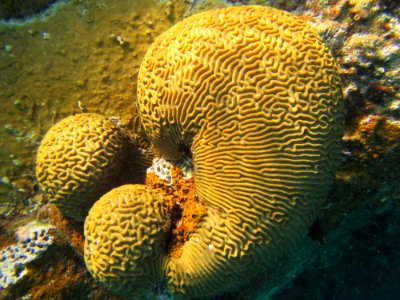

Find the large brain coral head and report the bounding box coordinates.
[138,4,344,297]
[86,5,344,299]
[36,113,128,221]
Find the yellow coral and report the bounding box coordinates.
[85,5,344,299]
[36,113,128,220]
[84,184,167,300]
[138,5,344,298]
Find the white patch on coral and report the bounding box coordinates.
[147,157,173,185]
[147,156,194,184]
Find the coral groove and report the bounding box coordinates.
[84,184,167,299]
[36,113,128,220]
[137,5,344,298]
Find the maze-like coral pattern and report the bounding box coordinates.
[84,184,167,299]
[36,113,127,220]
[137,5,344,298]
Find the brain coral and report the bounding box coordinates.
[85,5,344,299]
[36,113,128,220]
[84,184,167,299]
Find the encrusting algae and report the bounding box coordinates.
[146,163,207,258]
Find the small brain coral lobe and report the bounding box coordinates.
[137,5,344,299]
[36,113,128,220]
[84,185,167,299]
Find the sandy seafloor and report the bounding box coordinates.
[0,0,399,299]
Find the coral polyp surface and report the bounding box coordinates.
[84,184,167,300]
[136,5,344,298]
[36,113,128,221]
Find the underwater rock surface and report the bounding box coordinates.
[0,0,399,299]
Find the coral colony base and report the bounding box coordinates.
[34,5,343,299]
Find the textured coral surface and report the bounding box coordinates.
[84,184,167,299]
[36,113,128,220]
[138,5,344,298]
[0,0,398,299]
